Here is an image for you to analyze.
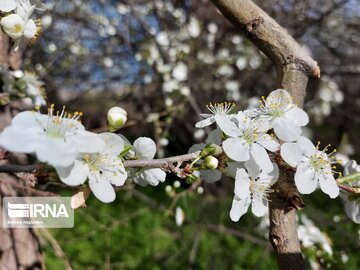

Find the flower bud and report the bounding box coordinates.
[107,106,127,131]
[200,143,223,157]
[203,156,219,170]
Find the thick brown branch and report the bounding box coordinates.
[209,1,318,270]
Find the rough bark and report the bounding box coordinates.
[210,1,320,269]
[0,33,44,270]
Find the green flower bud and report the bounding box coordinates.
[107,106,127,131]
[203,156,219,170]
[200,143,223,157]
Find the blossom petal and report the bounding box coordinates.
[280,143,302,167]
[188,143,206,154]
[251,198,268,217]
[285,107,309,126]
[0,126,41,153]
[102,169,127,187]
[0,0,17,12]
[35,138,78,167]
[12,111,43,128]
[201,169,222,183]
[266,89,292,106]
[345,201,360,224]
[250,143,273,173]
[195,116,215,128]
[273,118,302,142]
[223,138,250,162]
[294,164,317,194]
[229,197,251,222]
[70,131,106,153]
[24,19,37,39]
[256,134,279,152]
[133,137,157,160]
[297,136,317,157]
[235,168,250,199]
[99,132,125,155]
[55,160,89,186]
[225,162,244,178]
[134,168,166,186]
[89,172,116,203]
[214,114,239,137]
[318,172,339,199]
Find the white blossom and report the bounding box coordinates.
[132,137,166,186]
[0,106,105,167]
[195,102,235,128]
[281,136,339,198]
[230,160,279,222]
[172,62,188,81]
[341,160,360,224]
[245,89,309,142]
[56,133,127,203]
[217,112,279,173]
[107,106,127,131]
[175,206,185,226]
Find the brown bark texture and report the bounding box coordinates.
[0,33,44,270]
[210,1,320,269]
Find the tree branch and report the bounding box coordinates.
[0,151,201,174]
[210,1,319,269]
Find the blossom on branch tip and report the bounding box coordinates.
[195,102,235,128]
[107,106,127,131]
[280,136,339,198]
[245,89,309,142]
[56,133,127,203]
[0,106,105,167]
[216,112,279,173]
[230,159,279,222]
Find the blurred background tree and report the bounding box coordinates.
[2,0,360,269]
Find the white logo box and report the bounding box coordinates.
[3,197,74,228]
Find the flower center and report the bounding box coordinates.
[42,104,83,139]
[14,23,23,33]
[249,178,273,201]
[243,127,257,144]
[310,153,329,171]
[82,153,105,171]
[206,102,235,115]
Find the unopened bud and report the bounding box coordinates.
[107,106,127,131]
[200,144,223,157]
[203,156,219,169]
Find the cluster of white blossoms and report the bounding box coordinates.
[0,105,165,203]
[0,67,46,107]
[194,89,344,221]
[0,0,42,51]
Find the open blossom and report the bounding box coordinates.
[230,159,279,222]
[195,102,235,128]
[0,106,105,167]
[216,112,279,173]
[56,133,127,203]
[341,160,360,223]
[0,1,41,50]
[245,89,309,142]
[131,137,166,186]
[281,136,339,198]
